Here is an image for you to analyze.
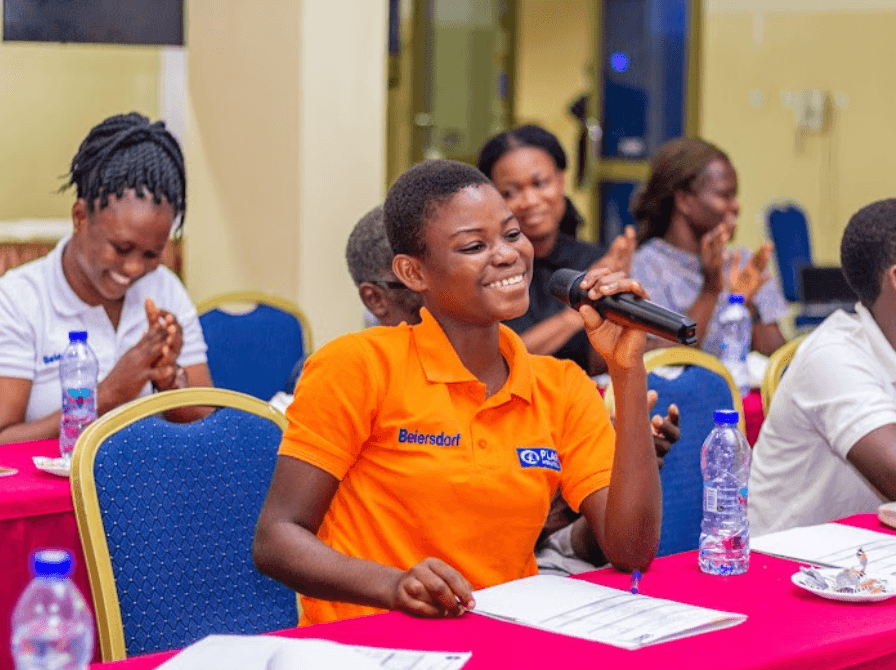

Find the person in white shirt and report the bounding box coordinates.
[0,113,212,443]
[749,198,896,535]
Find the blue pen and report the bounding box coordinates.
[630,569,642,595]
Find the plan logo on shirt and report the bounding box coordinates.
[516,447,561,472]
[397,427,461,447]
[43,353,62,365]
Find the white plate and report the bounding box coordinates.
[32,456,71,478]
[0,466,17,477]
[791,568,896,603]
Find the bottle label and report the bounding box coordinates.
[704,485,721,513]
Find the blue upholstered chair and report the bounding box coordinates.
[70,388,297,661]
[767,202,812,304]
[766,203,830,329]
[197,292,313,400]
[605,347,743,557]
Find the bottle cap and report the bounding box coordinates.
[713,409,740,424]
[68,331,88,342]
[30,549,74,578]
[728,294,745,304]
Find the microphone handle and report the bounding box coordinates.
[570,290,698,345]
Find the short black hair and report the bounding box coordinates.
[384,159,490,258]
[346,206,393,285]
[64,112,187,237]
[476,124,584,237]
[840,198,896,307]
[476,123,567,179]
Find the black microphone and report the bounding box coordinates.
[549,268,697,345]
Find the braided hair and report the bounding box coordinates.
[63,113,187,238]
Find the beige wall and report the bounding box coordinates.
[703,3,896,264]
[515,0,593,235]
[0,0,161,222]
[185,0,387,346]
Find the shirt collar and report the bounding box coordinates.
[48,235,94,317]
[411,307,533,403]
[855,303,896,382]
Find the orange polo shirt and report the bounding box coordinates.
[280,308,615,625]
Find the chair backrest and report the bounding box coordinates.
[197,291,313,400]
[766,203,812,302]
[70,388,297,661]
[760,335,807,413]
[604,347,743,557]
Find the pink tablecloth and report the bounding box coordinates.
[91,514,896,670]
[0,439,97,670]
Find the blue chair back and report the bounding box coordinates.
[200,302,307,399]
[767,203,812,302]
[649,366,737,557]
[90,406,296,656]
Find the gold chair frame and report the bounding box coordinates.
[70,388,287,661]
[604,346,745,434]
[195,290,314,355]
[760,335,807,413]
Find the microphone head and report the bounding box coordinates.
[549,268,587,309]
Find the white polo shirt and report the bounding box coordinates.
[0,237,207,422]
[749,304,896,536]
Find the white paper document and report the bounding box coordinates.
[752,523,896,573]
[471,575,746,650]
[156,635,472,670]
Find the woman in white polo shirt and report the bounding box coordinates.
[0,113,212,443]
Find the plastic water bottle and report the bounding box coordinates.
[699,409,751,575]
[59,331,99,461]
[10,549,94,670]
[718,294,751,398]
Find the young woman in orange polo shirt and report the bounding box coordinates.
[253,159,662,625]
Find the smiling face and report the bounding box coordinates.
[65,189,174,306]
[679,158,740,238]
[489,146,566,257]
[408,184,534,328]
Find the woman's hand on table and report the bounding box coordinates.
[391,557,475,618]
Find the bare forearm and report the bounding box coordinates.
[601,366,661,571]
[751,321,785,356]
[0,410,61,443]
[687,286,722,347]
[520,310,583,356]
[253,518,401,610]
[163,405,214,423]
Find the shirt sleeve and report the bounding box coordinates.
[790,342,896,459]
[279,334,381,480]
[554,361,616,512]
[631,247,674,310]
[0,277,37,379]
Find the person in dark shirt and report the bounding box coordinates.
[477,124,636,375]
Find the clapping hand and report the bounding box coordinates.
[144,298,185,391]
[699,223,732,291]
[593,225,637,275]
[728,242,773,305]
[647,389,680,468]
